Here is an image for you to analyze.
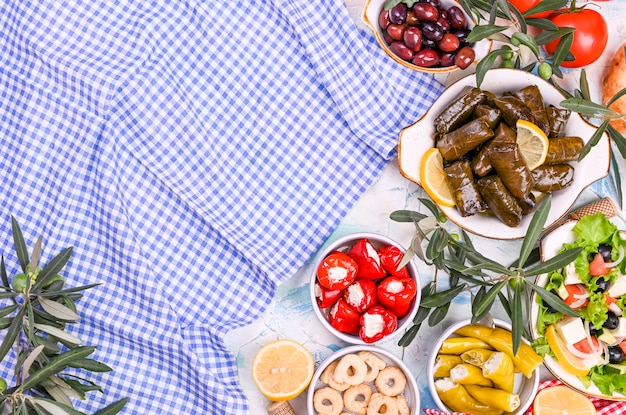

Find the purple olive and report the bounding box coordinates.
[413,3,439,21]
[403,26,423,51]
[378,8,391,30]
[389,3,407,25]
[386,24,406,41]
[448,6,466,30]
[454,46,475,69]
[440,52,456,67]
[439,33,460,52]
[437,15,451,32]
[421,21,444,42]
[454,28,471,45]
[390,41,415,61]
[413,48,441,67]
[406,10,420,26]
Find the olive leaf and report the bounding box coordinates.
[0,218,128,414]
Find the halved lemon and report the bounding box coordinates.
[533,385,597,415]
[516,119,549,170]
[251,339,314,401]
[545,324,592,377]
[419,148,455,207]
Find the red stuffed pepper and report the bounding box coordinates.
[348,238,386,280]
[329,298,362,335]
[377,276,417,318]
[379,245,410,279]
[359,305,397,343]
[343,279,378,313]
[317,251,358,290]
[315,283,343,309]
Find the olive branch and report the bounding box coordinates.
[393,195,580,354]
[0,217,128,415]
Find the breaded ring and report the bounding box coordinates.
[374,366,407,397]
[367,392,399,415]
[313,387,343,415]
[343,383,373,415]
[357,350,387,382]
[396,394,409,415]
[333,353,368,386]
[320,361,350,391]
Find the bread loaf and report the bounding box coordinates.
[602,42,626,134]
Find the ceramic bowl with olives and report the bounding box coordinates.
[362,0,492,73]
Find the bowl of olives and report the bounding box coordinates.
[362,0,492,73]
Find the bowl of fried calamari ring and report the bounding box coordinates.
[397,68,610,240]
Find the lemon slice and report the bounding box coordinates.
[420,148,455,207]
[252,339,314,401]
[545,324,592,377]
[516,119,549,170]
[533,385,597,415]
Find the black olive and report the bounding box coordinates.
[595,277,610,293]
[603,312,620,330]
[589,324,599,337]
[608,345,625,364]
[598,244,612,262]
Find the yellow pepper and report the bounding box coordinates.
[439,336,493,355]
[482,351,514,392]
[465,384,521,412]
[461,348,494,367]
[450,363,493,386]
[435,378,504,415]
[454,325,542,377]
[433,354,463,378]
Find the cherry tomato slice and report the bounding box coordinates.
[563,284,589,309]
[589,252,611,276]
[317,251,358,290]
[573,336,600,355]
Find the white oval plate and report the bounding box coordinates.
[398,68,610,240]
[529,219,626,400]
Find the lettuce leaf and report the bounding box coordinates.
[589,364,626,396]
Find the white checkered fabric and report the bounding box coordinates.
[0,0,442,413]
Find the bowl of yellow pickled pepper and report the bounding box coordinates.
[427,318,541,415]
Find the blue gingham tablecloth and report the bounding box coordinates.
[0,0,442,413]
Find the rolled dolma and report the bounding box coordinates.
[546,105,571,137]
[474,104,501,130]
[531,164,575,192]
[514,85,549,135]
[492,95,534,128]
[444,160,487,217]
[516,192,537,215]
[435,87,488,134]
[487,142,535,199]
[476,175,523,227]
[437,118,494,161]
[471,123,517,177]
[544,136,584,164]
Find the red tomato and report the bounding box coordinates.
[316,251,358,290]
[543,8,608,68]
[573,336,600,354]
[563,284,589,309]
[507,0,552,18]
[589,253,611,276]
[620,340,626,356]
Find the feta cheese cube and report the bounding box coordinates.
[555,317,587,345]
[563,262,582,285]
[608,275,626,298]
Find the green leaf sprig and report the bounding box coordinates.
[392,195,580,354]
[0,217,128,415]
